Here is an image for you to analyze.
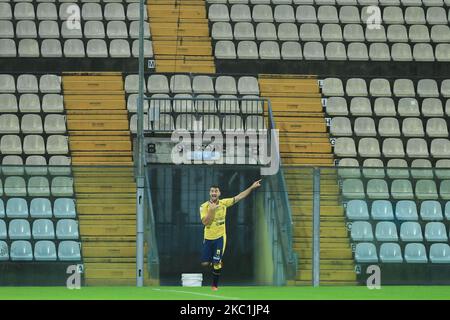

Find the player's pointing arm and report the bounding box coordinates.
[233,179,262,204]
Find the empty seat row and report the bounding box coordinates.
[0,219,79,240]
[0,2,147,21]
[127,74,260,95]
[347,199,450,220]
[351,221,450,242]
[343,179,450,200]
[0,38,153,58]
[323,78,450,97]
[326,97,450,117]
[0,74,60,93]
[0,114,66,134]
[0,177,74,197]
[0,135,68,155]
[130,114,266,133]
[0,94,64,113]
[0,198,76,219]
[334,137,450,158]
[209,4,450,24]
[1,155,71,176]
[207,0,450,7]
[215,40,450,61]
[0,240,80,261]
[212,22,450,42]
[0,20,150,39]
[128,94,263,115]
[355,242,450,263]
[338,158,450,179]
[331,117,449,137]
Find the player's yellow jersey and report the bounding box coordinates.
[200,198,235,240]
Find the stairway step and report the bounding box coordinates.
[77,201,136,215]
[296,270,357,281]
[80,225,136,236]
[294,227,348,238]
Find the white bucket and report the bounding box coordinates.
[181,273,203,287]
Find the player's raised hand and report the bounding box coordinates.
[252,180,262,189]
[209,201,218,210]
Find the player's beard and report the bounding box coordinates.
[210,195,218,203]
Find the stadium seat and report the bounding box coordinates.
[346,199,369,220]
[436,160,450,179]
[371,200,394,220]
[326,97,348,115]
[375,221,399,241]
[42,94,64,113]
[334,137,357,157]
[404,243,428,263]
[216,41,237,59]
[212,22,233,40]
[350,221,374,241]
[9,219,31,240]
[56,219,79,240]
[30,198,52,218]
[25,156,47,176]
[0,220,7,239]
[358,138,380,157]
[34,241,57,261]
[10,240,33,261]
[170,75,192,94]
[0,114,20,134]
[32,219,55,240]
[354,118,376,136]
[367,180,390,199]
[425,222,448,242]
[426,118,448,137]
[411,159,433,179]
[54,198,76,218]
[337,158,360,178]
[393,79,415,97]
[2,155,23,176]
[46,135,69,154]
[382,138,405,158]
[420,200,443,220]
[350,98,371,116]
[429,243,450,263]
[362,159,385,179]
[0,241,8,261]
[303,42,325,60]
[431,139,450,158]
[278,23,299,41]
[256,23,277,41]
[4,176,26,196]
[379,118,400,137]
[400,222,423,241]
[374,98,396,117]
[415,180,439,200]
[395,201,418,221]
[58,241,81,261]
[19,39,39,57]
[379,243,403,263]
[51,177,73,197]
[355,243,378,263]
[28,176,50,197]
[325,42,346,60]
[0,135,22,154]
[21,114,43,134]
[0,201,4,218]
[330,117,352,136]
[0,94,18,112]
